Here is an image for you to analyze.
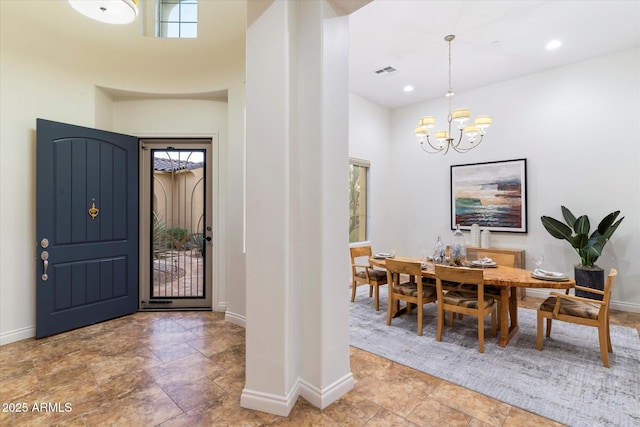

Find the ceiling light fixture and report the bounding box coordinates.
[404,85,414,92]
[68,0,139,25]
[414,35,492,154]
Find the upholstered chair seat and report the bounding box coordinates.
[444,291,495,309]
[395,282,436,298]
[539,297,600,320]
[355,269,387,281]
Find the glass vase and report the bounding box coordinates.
[433,235,446,265]
[450,224,466,266]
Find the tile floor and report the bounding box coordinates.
[1,297,638,427]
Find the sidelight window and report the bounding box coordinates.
[349,158,369,243]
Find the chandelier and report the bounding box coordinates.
[68,0,139,25]
[414,35,492,154]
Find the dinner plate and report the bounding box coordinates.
[531,272,570,282]
[471,260,498,268]
[374,253,393,259]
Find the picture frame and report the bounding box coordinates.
[450,158,527,233]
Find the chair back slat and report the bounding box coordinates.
[477,251,516,267]
[435,264,484,289]
[350,245,372,261]
[386,258,422,276]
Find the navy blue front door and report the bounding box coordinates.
[36,119,139,338]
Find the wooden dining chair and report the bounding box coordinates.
[386,258,437,336]
[459,251,516,323]
[435,265,497,353]
[350,245,388,311]
[536,268,618,367]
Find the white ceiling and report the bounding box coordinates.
[5,1,639,108]
[349,0,640,109]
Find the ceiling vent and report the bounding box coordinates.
[374,66,397,75]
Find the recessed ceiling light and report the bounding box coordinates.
[546,40,562,50]
[404,85,414,92]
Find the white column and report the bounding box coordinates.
[242,0,358,416]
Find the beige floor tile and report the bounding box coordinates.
[88,347,164,384]
[362,408,421,426]
[81,384,183,427]
[429,382,511,426]
[321,390,382,425]
[354,365,440,417]
[502,407,566,427]
[150,340,202,363]
[0,371,38,400]
[145,352,224,388]
[407,398,472,426]
[163,376,227,412]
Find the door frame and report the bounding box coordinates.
[138,136,219,310]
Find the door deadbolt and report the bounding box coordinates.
[40,238,49,248]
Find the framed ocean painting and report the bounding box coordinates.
[450,158,527,233]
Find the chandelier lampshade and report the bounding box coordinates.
[68,0,139,25]
[414,35,492,154]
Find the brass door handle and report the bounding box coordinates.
[41,251,49,281]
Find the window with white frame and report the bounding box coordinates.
[349,158,369,243]
[158,0,198,39]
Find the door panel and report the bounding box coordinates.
[36,119,139,338]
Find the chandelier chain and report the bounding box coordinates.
[448,37,453,94]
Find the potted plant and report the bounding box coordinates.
[540,206,624,299]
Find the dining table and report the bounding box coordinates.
[369,256,575,347]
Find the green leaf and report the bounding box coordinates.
[602,217,624,240]
[584,246,601,265]
[573,215,590,235]
[561,206,576,228]
[597,211,619,234]
[588,236,605,254]
[541,216,573,242]
[571,233,589,250]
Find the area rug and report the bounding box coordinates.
[349,286,640,427]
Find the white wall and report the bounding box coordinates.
[352,48,639,310]
[348,93,394,254]
[0,5,247,344]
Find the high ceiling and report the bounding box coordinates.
[3,1,639,108]
[349,0,640,109]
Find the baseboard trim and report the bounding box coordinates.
[0,325,35,346]
[299,372,355,409]
[609,300,640,314]
[225,310,246,328]
[240,382,300,417]
[240,372,354,416]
